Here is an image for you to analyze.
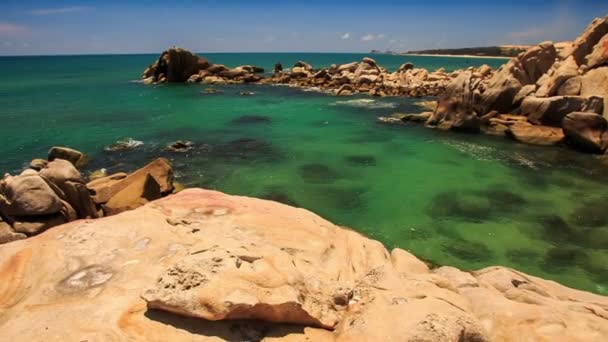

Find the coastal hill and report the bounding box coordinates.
[403,42,571,58]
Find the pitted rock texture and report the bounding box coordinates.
[0,188,607,341]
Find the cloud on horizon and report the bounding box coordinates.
[361,33,385,42]
[30,6,93,15]
[0,22,29,36]
[341,32,350,40]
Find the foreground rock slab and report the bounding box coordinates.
[0,189,606,341]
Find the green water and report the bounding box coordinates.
[1,54,606,294]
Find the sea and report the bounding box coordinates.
[1,52,606,294]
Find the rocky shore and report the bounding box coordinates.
[142,15,608,155]
[0,188,606,341]
[0,146,176,244]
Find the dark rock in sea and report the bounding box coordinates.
[212,137,280,162]
[569,202,608,228]
[442,238,494,263]
[536,215,575,242]
[542,245,589,273]
[345,155,377,166]
[274,63,283,73]
[477,187,527,213]
[104,138,144,152]
[506,248,542,265]
[260,188,299,207]
[202,88,222,94]
[298,163,341,184]
[322,186,367,210]
[240,91,256,96]
[231,115,272,125]
[427,191,491,223]
[166,141,194,153]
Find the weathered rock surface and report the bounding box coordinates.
[0,172,63,217]
[0,189,606,341]
[48,146,89,169]
[507,122,565,146]
[562,111,608,153]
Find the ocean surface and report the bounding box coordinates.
[1,53,607,294]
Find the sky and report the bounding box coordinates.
[0,0,607,55]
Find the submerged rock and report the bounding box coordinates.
[298,163,341,184]
[166,140,194,153]
[562,112,608,153]
[104,138,144,152]
[230,115,271,125]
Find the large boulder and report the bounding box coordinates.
[535,56,579,97]
[0,221,26,244]
[561,16,608,66]
[562,112,608,153]
[0,173,62,217]
[103,173,161,216]
[62,181,99,219]
[39,159,83,189]
[11,214,66,236]
[47,146,88,169]
[0,189,606,341]
[586,33,608,69]
[518,41,557,84]
[521,96,595,126]
[144,47,210,83]
[427,71,478,131]
[506,122,565,146]
[87,158,173,204]
[579,67,608,117]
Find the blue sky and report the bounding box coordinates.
[1,0,607,55]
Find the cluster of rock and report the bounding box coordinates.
[0,188,606,341]
[0,146,175,244]
[142,47,265,85]
[141,48,493,98]
[417,16,608,153]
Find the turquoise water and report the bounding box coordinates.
[1,54,607,294]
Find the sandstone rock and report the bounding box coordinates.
[557,76,582,96]
[579,66,608,117]
[519,41,557,84]
[362,57,377,67]
[28,158,48,171]
[12,213,66,235]
[562,112,608,153]
[506,122,565,146]
[536,56,579,97]
[144,47,210,83]
[39,159,83,189]
[103,173,161,216]
[87,158,173,204]
[294,61,312,71]
[336,84,354,96]
[401,112,432,123]
[274,62,283,73]
[428,71,479,132]
[0,173,62,217]
[521,96,591,126]
[0,221,26,244]
[586,33,608,69]
[562,16,608,66]
[47,146,89,169]
[397,62,414,72]
[0,189,606,341]
[86,172,128,204]
[62,181,99,219]
[337,62,358,73]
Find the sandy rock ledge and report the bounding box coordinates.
[0,188,606,341]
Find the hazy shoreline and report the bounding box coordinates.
[401,53,510,60]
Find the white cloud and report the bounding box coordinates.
[361,33,385,42]
[30,6,92,15]
[341,32,351,40]
[0,22,29,36]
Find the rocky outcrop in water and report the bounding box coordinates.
[141,48,493,98]
[0,188,606,341]
[424,16,608,154]
[0,147,175,244]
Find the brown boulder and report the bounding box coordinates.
[428,71,480,132]
[144,47,210,83]
[506,122,564,146]
[87,158,173,204]
[535,56,579,97]
[39,159,83,189]
[28,158,48,171]
[586,33,608,69]
[12,213,66,236]
[519,41,557,84]
[48,146,89,169]
[62,181,99,219]
[557,76,582,96]
[562,16,608,66]
[562,112,608,153]
[0,221,26,244]
[103,173,161,216]
[521,96,593,126]
[579,66,608,117]
[0,173,63,217]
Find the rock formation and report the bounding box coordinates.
[0,147,175,244]
[0,188,606,341]
[424,15,608,154]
